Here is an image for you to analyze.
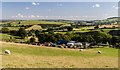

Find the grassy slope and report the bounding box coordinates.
[2,41,118,68]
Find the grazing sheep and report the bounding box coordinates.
[80,49,84,51]
[5,50,11,55]
[97,51,102,54]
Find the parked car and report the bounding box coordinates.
[67,41,83,48]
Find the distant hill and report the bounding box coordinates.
[107,17,120,21]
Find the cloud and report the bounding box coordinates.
[70,16,73,18]
[17,13,25,18]
[31,15,35,18]
[20,15,24,18]
[112,6,115,8]
[36,15,40,18]
[25,7,29,10]
[32,2,40,6]
[115,7,118,9]
[37,3,40,5]
[96,4,100,7]
[17,13,21,16]
[112,5,119,10]
[92,4,100,8]
[32,2,37,5]
[11,16,15,18]
[17,13,24,18]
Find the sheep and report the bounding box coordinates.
[97,51,102,54]
[4,50,11,55]
[80,49,84,51]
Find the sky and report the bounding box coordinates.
[1,0,120,2]
[2,2,119,20]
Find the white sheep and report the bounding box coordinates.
[80,49,84,51]
[97,51,102,54]
[5,50,11,55]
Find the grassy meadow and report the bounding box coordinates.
[2,20,68,26]
[1,41,118,68]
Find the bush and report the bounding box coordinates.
[9,30,17,35]
[30,37,36,43]
[111,36,120,45]
[108,30,120,36]
[67,27,73,31]
[1,27,9,33]
[17,27,27,39]
[94,25,99,29]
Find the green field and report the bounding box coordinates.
[0,20,69,31]
[91,28,120,33]
[3,20,68,26]
[0,34,21,42]
[0,34,15,41]
[2,41,118,68]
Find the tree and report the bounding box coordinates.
[30,37,36,43]
[17,27,27,39]
[48,31,54,35]
[94,25,99,29]
[7,23,11,27]
[111,36,120,45]
[1,27,9,33]
[67,27,73,31]
[108,30,120,36]
[47,28,53,31]
[35,30,41,36]
[18,21,21,24]
[28,29,35,36]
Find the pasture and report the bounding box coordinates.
[0,20,68,31]
[2,20,68,26]
[0,34,15,41]
[1,41,118,68]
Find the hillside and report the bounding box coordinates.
[1,41,118,68]
[2,20,68,25]
[25,25,42,31]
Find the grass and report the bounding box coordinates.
[25,25,42,31]
[2,45,118,57]
[92,28,120,33]
[8,27,20,31]
[0,33,21,42]
[1,41,118,68]
[73,26,94,32]
[0,34,15,41]
[6,20,68,26]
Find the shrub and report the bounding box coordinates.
[1,27,9,33]
[67,27,73,31]
[17,27,27,39]
[30,37,36,43]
